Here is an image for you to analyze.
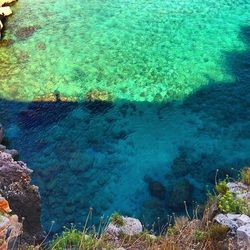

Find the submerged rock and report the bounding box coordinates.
[148,180,166,200]
[36,41,46,50]
[85,89,113,102]
[15,26,39,40]
[168,178,193,211]
[0,38,14,46]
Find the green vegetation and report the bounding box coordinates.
[49,227,110,250]
[215,179,229,195]
[206,224,230,241]
[215,171,250,215]
[194,224,229,242]
[194,230,207,241]
[241,168,250,185]
[166,225,179,236]
[110,212,125,227]
[117,231,157,248]
[218,190,248,214]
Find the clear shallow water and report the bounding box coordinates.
[0,0,250,233]
[0,0,249,101]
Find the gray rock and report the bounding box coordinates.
[214,214,238,232]
[227,182,248,194]
[227,213,241,221]
[237,225,250,249]
[4,149,18,158]
[0,150,44,243]
[106,216,143,236]
[237,215,250,227]
[227,214,250,227]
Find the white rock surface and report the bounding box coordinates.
[226,214,250,227]
[214,214,238,232]
[106,216,143,236]
[0,6,12,16]
[227,213,241,221]
[237,214,250,227]
[227,182,250,200]
[0,0,16,7]
[237,225,250,249]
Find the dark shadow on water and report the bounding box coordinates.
[0,25,249,234]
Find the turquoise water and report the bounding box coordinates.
[0,0,250,233]
[1,0,249,101]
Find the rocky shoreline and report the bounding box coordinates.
[0,0,16,39]
[0,124,44,245]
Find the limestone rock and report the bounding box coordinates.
[4,149,18,158]
[236,214,250,227]
[0,150,44,243]
[0,6,12,16]
[237,225,250,249]
[226,182,250,200]
[106,216,143,236]
[0,0,16,6]
[214,214,238,232]
[0,198,22,249]
[227,214,241,221]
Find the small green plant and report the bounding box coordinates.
[218,191,246,214]
[194,230,207,242]
[49,227,110,250]
[207,224,229,241]
[117,230,157,248]
[50,228,82,249]
[166,225,179,236]
[194,224,229,242]
[241,168,250,185]
[110,212,125,227]
[215,180,229,195]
